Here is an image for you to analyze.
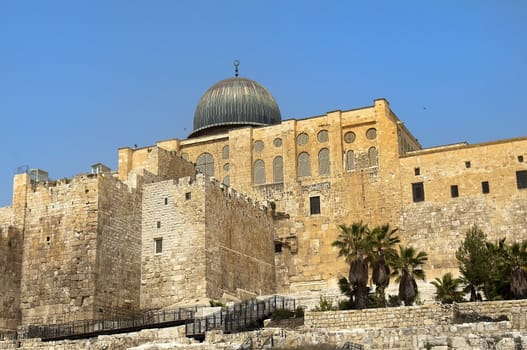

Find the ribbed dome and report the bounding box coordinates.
[189,77,281,138]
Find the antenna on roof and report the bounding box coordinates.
[234,59,240,77]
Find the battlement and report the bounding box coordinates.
[166,173,271,214]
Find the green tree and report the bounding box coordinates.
[391,245,428,306]
[332,222,371,309]
[431,272,464,304]
[455,226,490,301]
[506,241,527,299]
[369,224,400,303]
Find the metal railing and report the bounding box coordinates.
[341,341,364,350]
[20,306,197,341]
[186,295,296,339]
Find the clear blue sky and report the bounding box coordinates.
[1,1,526,206]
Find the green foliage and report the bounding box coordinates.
[271,308,296,320]
[333,222,404,310]
[313,295,336,312]
[456,226,527,301]
[431,273,464,304]
[391,245,428,306]
[294,307,305,318]
[387,294,401,307]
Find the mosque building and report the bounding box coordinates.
[1,64,526,330]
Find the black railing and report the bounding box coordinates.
[20,306,197,341]
[341,341,364,350]
[0,331,17,341]
[186,295,296,339]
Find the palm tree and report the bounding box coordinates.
[369,224,400,302]
[507,241,527,299]
[391,245,428,306]
[431,272,464,304]
[332,222,371,309]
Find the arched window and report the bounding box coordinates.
[253,159,266,185]
[297,152,311,177]
[318,148,330,176]
[346,150,355,171]
[222,145,229,159]
[273,156,284,183]
[196,152,215,176]
[368,147,378,167]
[223,176,230,186]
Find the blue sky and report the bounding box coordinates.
[1,1,526,206]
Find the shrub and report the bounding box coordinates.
[271,308,295,320]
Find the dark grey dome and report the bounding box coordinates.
[189,77,281,138]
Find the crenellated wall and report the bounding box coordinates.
[141,173,275,309]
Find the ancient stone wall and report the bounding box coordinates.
[204,178,276,300]
[0,206,12,225]
[141,173,275,307]
[17,174,100,324]
[141,175,208,309]
[93,174,142,318]
[399,138,527,278]
[0,226,22,331]
[304,300,527,331]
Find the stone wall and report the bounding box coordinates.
[17,174,101,325]
[0,226,22,331]
[141,175,208,309]
[93,174,142,318]
[304,300,527,331]
[141,174,276,308]
[204,178,276,300]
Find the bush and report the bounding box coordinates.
[313,295,336,311]
[271,308,295,320]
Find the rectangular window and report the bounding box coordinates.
[414,167,420,176]
[517,170,527,189]
[154,238,163,254]
[450,185,459,198]
[412,182,425,202]
[519,155,524,163]
[465,161,471,168]
[164,197,168,205]
[309,196,321,215]
[482,181,490,194]
[157,221,161,229]
[185,192,192,200]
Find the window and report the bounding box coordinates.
[164,197,168,205]
[368,147,378,167]
[196,152,215,176]
[273,156,284,183]
[157,221,161,228]
[273,138,282,147]
[519,155,524,163]
[185,192,191,200]
[482,181,490,194]
[253,159,266,185]
[223,176,230,186]
[297,152,311,177]
[414,168,420,176]
[517,170,527,189]
[465,161,471,168]
[343,131,355,144]
[412,182,425,202]
[318,148,330,176]
[317,130,329,143]
[366,128,377,140]
[345,150,355,171]
[222,146,229,159]
[310,196,321,215]
[296,133,309,146]
[450,185,459,198]
[154,238,163,254]
[253,140,264,153]
[274,242,283,253]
